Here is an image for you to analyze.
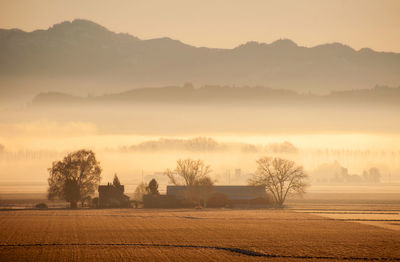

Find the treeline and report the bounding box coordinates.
[32,84,400,107]
[121,137,298,154]
[0,149,62,160]
[307,149,400,158]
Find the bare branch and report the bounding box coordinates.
[249,156,308,206]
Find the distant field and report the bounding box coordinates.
[1,208,400,261]
[289,203,400,232]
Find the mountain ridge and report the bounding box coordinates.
[3,19,398,53]
[1,19,400,93]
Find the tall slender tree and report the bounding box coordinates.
[113,174,121,187]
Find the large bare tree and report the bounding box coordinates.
[47,149,101,208]
[165,159,211,186]
[165,159,214,206]
[249,157,307,207]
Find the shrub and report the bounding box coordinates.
[207,192,230,208]
[91,197,99,208]
[35,203,48,209]
[249,197,273,205]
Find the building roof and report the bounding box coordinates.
[167,185,267,200]
[98,184,124,193]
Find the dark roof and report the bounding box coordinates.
[167,185,266,200]
[98,184,125,195]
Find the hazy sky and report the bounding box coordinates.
[0,0,400,52]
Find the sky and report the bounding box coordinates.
[0,0,399,52]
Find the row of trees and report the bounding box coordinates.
[47,149,308,208]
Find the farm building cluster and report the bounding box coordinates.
[96,182,271,208]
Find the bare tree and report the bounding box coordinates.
[133,182,147,202]
[249,157,307,207]
[47,149,102,208]
[165,159,214,206]
[192,176,215,207]
[165,159,211,186]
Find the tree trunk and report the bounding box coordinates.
[277,200,284,208]
[70,201,78,209]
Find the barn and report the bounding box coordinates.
[166,185,271,207]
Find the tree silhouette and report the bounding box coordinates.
[134,182,147,201]
[47,149,101,208]
[113,174,121,187]
[165,159,214,206]
[147,179,159,196]
[165,159,211,186]
[63,179,80,207]
[249,157,307,207]
[191,176,214,207]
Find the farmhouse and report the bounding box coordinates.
[98,183,130,208]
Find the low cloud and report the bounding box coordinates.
[0,120,97,138]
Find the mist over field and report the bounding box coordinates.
[1,129,400,195]
[1,19,400,199]
[2,2,400,262]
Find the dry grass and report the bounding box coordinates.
[1,208,400,261]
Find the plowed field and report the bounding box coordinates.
[1,209,400,261]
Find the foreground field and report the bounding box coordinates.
[1,208,400,261]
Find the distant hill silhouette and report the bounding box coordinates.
[1,19,400,93]
[32,84,400,108]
